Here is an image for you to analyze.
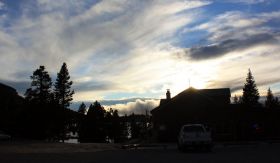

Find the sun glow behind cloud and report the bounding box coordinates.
[165,60,219,96]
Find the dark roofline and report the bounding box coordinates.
[151,87,231,114]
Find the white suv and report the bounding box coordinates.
[177,124,212,151]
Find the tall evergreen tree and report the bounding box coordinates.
[275,97,280,107]
[78,102,87,114]
[265,88,274,108]
[265,88,279,109]
[104,108,122,142]
[23,65,54,139]
[242,69,260,107]
[25,65,52,104]
[54,63,74,108]
[84,101,106,142]
[87,101,106,119]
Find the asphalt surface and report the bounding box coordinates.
[1,142,280,163]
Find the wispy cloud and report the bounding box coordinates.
[222,0,268,4]
[189,11,280,42]
[0,0,279,108]
[0,2,5,10]
[177,9,280,96]
[0,0,211,100]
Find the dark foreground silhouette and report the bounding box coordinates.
[1,141,280,163]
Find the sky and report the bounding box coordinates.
[0,0,280,114]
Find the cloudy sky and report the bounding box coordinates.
[0,0,279,114]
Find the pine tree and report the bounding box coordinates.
[265,88,274,108]
[54,63,74,109]
[233,95,239,104]
[242,69,260,107]
[87,101,106,119]
[25,65,52,104]
[23,66,54,139]
[78,102,87,114]
[85,101,106,142]
[275,97,280,107]
[265,88,279,109]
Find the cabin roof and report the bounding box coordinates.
[151,87,230,114]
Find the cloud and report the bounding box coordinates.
[187,11,280,42]
[73,80,118,92]
[179,10,280,61]
[103,99,160,115]
[173,9,280,97]
[204,45,280,96]
[72,98,160,115]
[222,0,267,4]
[1,0,279,106]
[0,2,5,10]
[0,0,211,100]
[180,33,279,60]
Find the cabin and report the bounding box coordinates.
[151,87,233,141]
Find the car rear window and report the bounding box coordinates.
[183,126,204,132]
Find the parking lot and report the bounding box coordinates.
[1,142,280,163]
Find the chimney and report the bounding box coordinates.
[166,89,171,100]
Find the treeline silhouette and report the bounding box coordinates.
[218,69,280,141]
[0,63,151,142]
[1,66,280,142]
[233,69,280,109]
[77,101,151,143]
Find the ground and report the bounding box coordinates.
[0,141,280,163]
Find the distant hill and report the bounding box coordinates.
[0,82,18,96]
[0,82,24,108]
[0,83,25,133]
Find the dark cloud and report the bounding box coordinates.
[73,80,117,92]
[181,33,278,60]
[207,77,244,92]
[12,71,33,79]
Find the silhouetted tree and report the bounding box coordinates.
[104,108,122,142]
[242,69,260,107]
[119,114,129,142]
[265,88,279,109]
[275,97,280,107]
[53,63,75,142]
[25,65,52,104]
[87,101,106,120]
[78,102,87,114]
[54,62,74,108]
[23,66,56,139]
[233,95,243,104]
[79,101,106,142]
[129,113,141,139]
[233,95,239,104]
[265,88,274,108]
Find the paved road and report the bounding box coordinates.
[1,143,280,163]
